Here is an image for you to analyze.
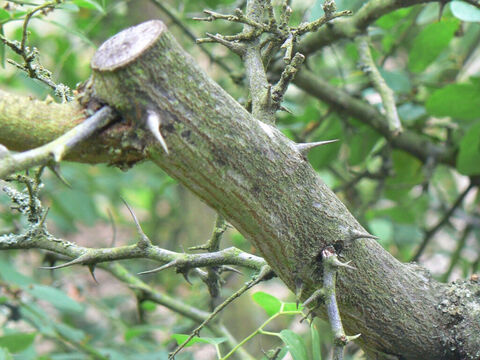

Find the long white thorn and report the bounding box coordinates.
[296,139,339,156]
[146,110,169,154]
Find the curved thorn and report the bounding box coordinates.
[88,264,99,284]
[39,254,89,270]
[295,139,339,156]
[331,258,356,270]
[182,271,192,285]
[48,164,72,188]
[347,333,362,342]
[121,197,147,238]
[349,229,379,241]
[302,288,324,308]
[221,265,242,275]
[138,260,177,275]
[146,110,169,154]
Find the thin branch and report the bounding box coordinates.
[150,0,232,73]
[293,69,455,166]
[412,182,476,261]
[0,107,116,179]
[105,263,255,360]
[168,265,273,359]
[298,0,434,57]
[302,246,359,359]
[356,35,402,135]
[0,1,72,101]
[190,214,229,252]
[441,225,472,282]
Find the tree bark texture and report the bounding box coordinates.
[3,20,479,359]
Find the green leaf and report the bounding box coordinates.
[456,121,480,175]
[376,8,412,29]
[252,291,282,316]
[283,302,302,312]
[140,300,157,312]
[408,20,459,73]
[426,82,480,121]
[72,0,105,13]
[348,125,380,166]
[124,325,161,341]
[311,326,322,360]
[0,333,36,353]
[279,330,308,360]
[25,285,84,314]
[0,259,34,286]
[171,334,226,348]
[397,103,426,124]
[308,116,343,169]
[368,218,393,248]
[53,323,86,343]
[379,69,411,94]
[40,19,96,47]
[450,1,480,22]
[0,9,11,23]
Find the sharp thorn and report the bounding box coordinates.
[331,258,356,270]
[48,164,72,188]
[146,110,169,154]
[295,139,339,156]
[121,198,149,241]
[302,289,324,308]
[88,264,99,284]
[39,254,88,270]
[349,229,379,241]
[182,271,192,285]
[138,260,177,275]
[347,333,362,342]
[221,266,242,275]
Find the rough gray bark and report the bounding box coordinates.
[89,20,479,359]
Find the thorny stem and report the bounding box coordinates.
[0,0,72,101]
[0,107,116,179]
[356,35,402,135]
[243,0,274,124]
[168,265,273,359]
[321,246,359,360]
[150,0,232,73]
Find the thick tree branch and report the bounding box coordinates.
[0,90,146,167]
[0,106,116,178]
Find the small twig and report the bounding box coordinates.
[356,35,402,135]
[0,106,116,179]
[150,0,232,73]
[271,52,305,108]
[412,182,475,261]
[0,1,72,101]
[441,225,472,282]
[168,265,273,359]
[194,8,268,31]
[190,214,229,252]
[321,246,360,360]
[294,9,352,36]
